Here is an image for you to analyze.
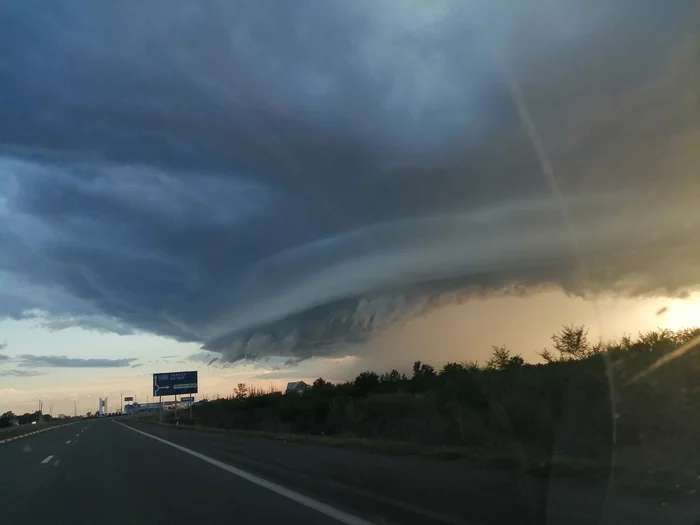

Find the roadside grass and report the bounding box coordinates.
[0,419,78,441]
[131,415,700,496]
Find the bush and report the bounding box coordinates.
[184,326,700,475]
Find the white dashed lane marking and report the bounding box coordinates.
[65,440,71,444]
[41,455,54,464]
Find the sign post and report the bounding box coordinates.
[152,371,198,397]
[179,396,195,420]
[153,371,198,424]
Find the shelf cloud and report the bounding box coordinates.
[1,1,698,362]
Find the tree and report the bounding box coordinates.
[486,345,524,371]
[312,378,331,390]
[537,348,556,363]
[412,361,436,379]
[379,369,403,384]
[354,371,380,396]
[234,383,249,399]
[0,411,16,428]
[552,324,590,360]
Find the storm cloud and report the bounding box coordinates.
[1,1,699,362]
[17,355,139,368]
[0,369,44,378]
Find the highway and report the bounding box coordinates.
[0,419,365,525]
[0,419,697,525]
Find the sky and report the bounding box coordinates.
[1,1,699,416]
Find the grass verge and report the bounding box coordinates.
[130,416,605,475]
[0,419,77,441]
[129,416,700,496]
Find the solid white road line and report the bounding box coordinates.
[65,440,71,444]
[116,422,373,525]
[41,455,54,464]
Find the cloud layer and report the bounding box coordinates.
[16,355,138,369]
[0,369,44,378]
[1,1,699,362]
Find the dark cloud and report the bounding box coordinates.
[187,352,220,365]
[0,353,9,361]
[1,1,699,362]
[17,355,138,368]
[0,369,44,377]
[131,363,143,369]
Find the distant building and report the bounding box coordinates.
[285,381,310,395]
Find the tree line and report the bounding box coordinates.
[180,323,700,478]
[0,410,52,428]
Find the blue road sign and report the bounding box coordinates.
[180,397,194,403]
[153,371,198,397]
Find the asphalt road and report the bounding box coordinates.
[0,419,365,525]
[0,419,697,525]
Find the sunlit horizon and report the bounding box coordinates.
[3,289,699,417]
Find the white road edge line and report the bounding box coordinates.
[41,455,54,464]
[115,422,373,525]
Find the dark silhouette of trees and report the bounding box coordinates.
[178,324,700,478]
[551,324,591,360]
[354,371,380,396]
[0,411,16,428]
[234,383,249,399]
[486,345,524,370]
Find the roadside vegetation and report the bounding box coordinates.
[1,410,56,428]
[169,325,700,489]
[0,413,78,440]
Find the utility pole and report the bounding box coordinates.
[74,402,77,418]
[49,404,53,417]
[120,392,123,414]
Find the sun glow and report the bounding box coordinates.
[653,292,700,332]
